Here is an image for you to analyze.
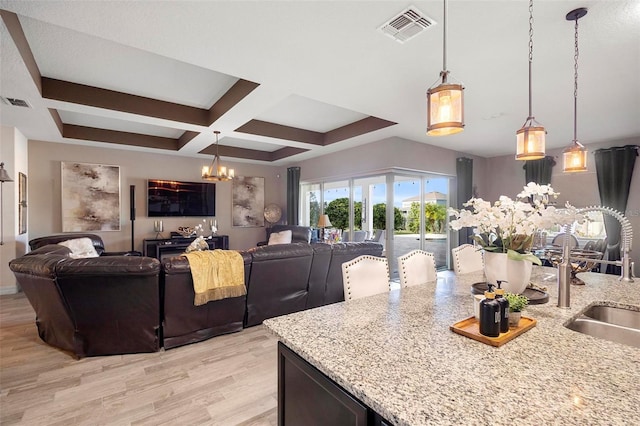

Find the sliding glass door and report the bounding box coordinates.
[300,170,451,278]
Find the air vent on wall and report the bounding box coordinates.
[379,5,436,44]
[1,97,31,108]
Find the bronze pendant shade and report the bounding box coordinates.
[426,0,464,136]
[562,7,589,173]
[515,0,546,160]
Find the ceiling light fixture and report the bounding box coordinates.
[426,0,464,136]
[515,0,546,160]
[202,131,234,181]
[562,8,588,173]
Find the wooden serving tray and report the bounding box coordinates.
[450,316,537,347]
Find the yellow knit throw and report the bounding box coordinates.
[183,250,246,306]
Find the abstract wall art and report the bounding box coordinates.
[232,176,265,227]
[61,162,121,232]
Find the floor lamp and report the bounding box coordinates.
[0,162,14,245]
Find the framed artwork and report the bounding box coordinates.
[18,172,27,234]
[232,176,265,227]
[61,162,121,232]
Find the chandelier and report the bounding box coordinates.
[202,131,234,181]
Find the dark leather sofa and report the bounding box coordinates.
[9,243,161,358]
[161,251,250,349]
[257,224,313,246]
[10,233,383,356]
[162,241,384,331]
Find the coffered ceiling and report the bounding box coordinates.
[1,1,639,165]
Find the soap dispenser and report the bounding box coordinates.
[479,283,501,337]
[495,281,510,333]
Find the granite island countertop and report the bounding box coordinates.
[263,267,640,426]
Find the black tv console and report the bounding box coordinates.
[143,235,229,261]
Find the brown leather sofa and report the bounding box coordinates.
[257,224,313,246]
[9,243,161,358]
[11,233,383,356]
[28,233,136,256]
[162,241,384,332]
[161,252,250,349]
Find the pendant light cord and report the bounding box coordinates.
[573,17,580,143]
[441,0,448,83]
[527,0,534,119]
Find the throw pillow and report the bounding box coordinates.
[268,230,292,245]
[58,237,100,259]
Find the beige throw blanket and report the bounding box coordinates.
[183,250,246,306]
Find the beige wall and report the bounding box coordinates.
[484,137,640,272]
[26,140,287,255]
[295,137,488,196]
[0,126,29,294]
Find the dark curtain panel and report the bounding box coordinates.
[456,157,474,244]
[523,156,556,185]
[286,167,301,225]
[594,145,639,274]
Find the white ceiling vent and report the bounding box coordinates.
[1,97,32,108]
[379,6,436,44]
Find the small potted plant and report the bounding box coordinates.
[504,293,529,327]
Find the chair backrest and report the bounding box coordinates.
[551,233,579,249]
[451,244,484,274]
[369,229,385,242]
[353,230,368,242]
[593,237,608,257]
[397,250,437,287]
[341,255,390,301]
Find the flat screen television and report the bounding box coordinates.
[147,179,215,217]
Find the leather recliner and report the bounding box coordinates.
[257,225,312,246]
[28,233,138,256]
[9,244,161,358]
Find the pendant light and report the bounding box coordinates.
[426,0,464,136]
[515,0,546,160]
[202,131,234,181]
[562,8,588,173]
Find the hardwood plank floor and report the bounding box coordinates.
[0,293,278,425]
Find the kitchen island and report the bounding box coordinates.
[263,267,640,425]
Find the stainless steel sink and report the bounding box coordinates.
[565,304,640,348]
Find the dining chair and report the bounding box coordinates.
[367,229,385,243]
[341,255,390,301]
[451,244,484,274]
[551,233,579,249]
[397,250,437,287]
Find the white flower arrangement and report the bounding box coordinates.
[448,183,583,263]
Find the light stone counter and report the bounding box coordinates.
[263,267,640,426]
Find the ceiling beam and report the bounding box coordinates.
[42,77,210,126]
[1,9,42,94]
[235,119,325,145]
[63,124,179,150]
[324,116,396,145]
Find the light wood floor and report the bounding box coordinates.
[0,293,279,426]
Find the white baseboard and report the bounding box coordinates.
[0,286,19,295]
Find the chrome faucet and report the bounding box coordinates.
[557,206,634,308]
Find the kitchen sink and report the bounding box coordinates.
[565,304,640,348]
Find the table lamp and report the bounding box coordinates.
[317,214,332,242]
